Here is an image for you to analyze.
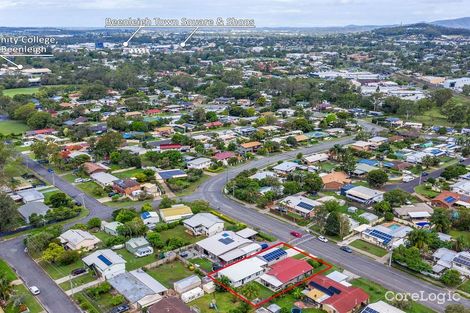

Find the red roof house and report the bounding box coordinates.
[307,275,369,313]
[213,151,236,161]
[431,191,470,208]
[260,257,313,291]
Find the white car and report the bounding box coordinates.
[74,178,83,183]
[317,236,328,243]
[29,286,40,295]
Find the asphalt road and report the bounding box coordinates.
[384,158,470,193]
[3,121,467,312]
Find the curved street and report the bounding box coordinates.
[1,121,467,312]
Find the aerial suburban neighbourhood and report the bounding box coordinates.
[0,2,470,313]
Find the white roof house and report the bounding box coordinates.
[126,237,153,257]
[394,203,434,219]
[279,195,322,217]
[303,153,329,164]
[16,189,44,203]
[361,301,405,313]
[59,229,101,251]
[249,171,278,180]
[451,180,470,196]
[452,251,470,277]
[217,257,267,287]
[273,162,298,174]
[196,231,260,264]
[90,172,119,187]
[183,213,224,236]
[18,202,50,223]
[187,157,212,170]
[101,221,123,236]
[173,275,202,294]
[83,249,126,279]
[108,269,167,308]
[140,211,160,229]
[345,186,384,204]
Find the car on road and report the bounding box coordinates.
[29,286,40,295]
[317,236,328,243]
[109,304,130,313]
[290,231,303,238]
[422,171,429,176]
[340,246,353,253]
[71,268,87,276]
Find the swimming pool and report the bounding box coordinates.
[388,224,401,231]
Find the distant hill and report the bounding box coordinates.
[432,17,470,30]
[373,23,470,37]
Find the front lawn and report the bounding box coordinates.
[77,181,105,197]
[350,240,388,257]
[4,284,43,313]
[59,272,98,291]
[146,261,195,288]
[458,279,470,294]
[414,185,439,199]
[39,259,85,280]
[0,259,17,281]
[351,278,435,313]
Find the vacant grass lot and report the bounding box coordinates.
[190,292,241,313]
[350,239,388,257]
[115,249,157,271]
[3,87,41,97]
[113,168,144,179]
[0,120,29,135]
[146,261,195,288]
[158,225,203,245]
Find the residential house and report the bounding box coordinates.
[173,275,202,294]
[213,151,236,165]
[360,224,412,248]
[342,185,384,205]
[148,298,192,313]
[393,203,433,222]
[303,153,329,165]
[82,162,108,175]
[431,191,470,208]
[451,180,470,196]
[350,141,373,151]
[238,141,262,155]
[305,275,369,313]
[108,269,167,308]
[126,237,154,257]
[278,195,321,218]
[259,257,313,291]
[183,213,224,236]
[217,257,267,287]
[160,204,193,223]
[16,189,44,203]
[321,172,351,190]
[17,202,50,223]
[83,249,126,279]
[59,229,101,251]
[113,179,141,197]
[141,211,160,229]
[196,231,261,264]
[90,172,119,187]
[272,162,298,176]
[101,221,123,236]
[187,157,212,170]
[361,301,405,313]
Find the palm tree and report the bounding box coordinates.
[292,287,304,300]
[329,144,344,161]
[407,229,430,250]
[0,274,13,304]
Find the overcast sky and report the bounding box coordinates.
[0,0,469,28]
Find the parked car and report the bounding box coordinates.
[317,236,328,243]
[29,286,40,295]
[290,231,303,238]
[74,178,84,183]
[422,171,429,176]
[71,268,87,276]
[109,304,130,313]
[340,246,353,253]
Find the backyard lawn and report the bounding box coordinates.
[146,261,195,288]
[450,229,470,246]
[115,249,157,271]
[0,120,29,135]
[350,240,388,257]
[190,257,213,272]
[113,168,145,179]
[0,259,17,281]
[4,284,43,313]
[158,225,203,245]
[190,292,242,313]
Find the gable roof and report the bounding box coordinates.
[266,257,312,283]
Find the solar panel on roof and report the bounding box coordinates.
[362,307,380,313]
[454,257,470,267]
[262,249,287,262]
[141,212,150,219]
[97,254,112,266]
[444,196,456,203]
[297,201,314,211]
[329,286,341,295]
[309,281,335,296]
[222,233,230,237]
[219,238,234,245]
